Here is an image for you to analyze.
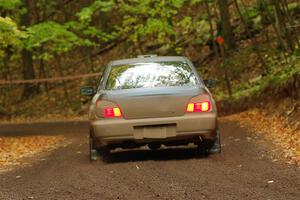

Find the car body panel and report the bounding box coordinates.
[102,86,205,119]
[88,56,218,149]
[91,112,217,146]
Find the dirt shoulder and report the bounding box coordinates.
[224,109,300,166]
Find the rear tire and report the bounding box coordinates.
[148,143,161,151]
[197,143,209,157]
[97,147,110,156]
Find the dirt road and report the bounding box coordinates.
[0,120,299,200]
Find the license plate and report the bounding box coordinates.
[133,124,176,139]
[143,126,167,139]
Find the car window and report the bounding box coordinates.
[105,61,198,90]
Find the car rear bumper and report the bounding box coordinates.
[91,113,217,146]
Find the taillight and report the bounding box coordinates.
[186,101,211,112]
[104,107,122,118]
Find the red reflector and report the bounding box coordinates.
[195,103,202,111]
[104,107,122,118]
[186,101,211,112]
[104,108,114,117]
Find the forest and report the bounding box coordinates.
[0,0,300,192]
[0,0,299,119]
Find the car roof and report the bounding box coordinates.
[109,56,188,66]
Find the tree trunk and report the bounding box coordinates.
[57,56,71,107]
[220,46,232,97]
[234,0,269,73]
[272,0,294,52]
[205,1,219,57]
[262,0,288,51]
[21,50,38,99]
[217,0,235,50]
[257,0,270,43]
[21,0,38,99]
[280,0,300,49]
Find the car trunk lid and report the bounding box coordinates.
[104,86,204,119]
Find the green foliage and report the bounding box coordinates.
[219,52,300,101]
[237,3,262,31]
[194,19,210,44]
[241,5,260,20]
[0,0,21,9]
[0,0,25,20]
[190,0,215,5]
[24,21,92,60]
[0,16,26,59]
[0,0,215,62]
[1,0,120,62]
[81,26,117,42]
[176,16,193,35]
[68,0,118,45]
[76,0,114,24]
[119,0,185,47]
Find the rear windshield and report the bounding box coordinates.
[105,61,198,90]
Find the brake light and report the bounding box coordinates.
[186,101,211,112]
[104,107,122,118]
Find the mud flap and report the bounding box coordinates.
[90,149,98,161]
[89,134,99,161]
[209,129,221,154]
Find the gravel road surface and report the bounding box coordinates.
[0,120,299,200]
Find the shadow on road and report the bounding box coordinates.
[102,147,207,163]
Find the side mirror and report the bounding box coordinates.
[204,79,218,88]
[80,87,95,97]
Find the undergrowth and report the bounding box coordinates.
[216,51,300,102]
